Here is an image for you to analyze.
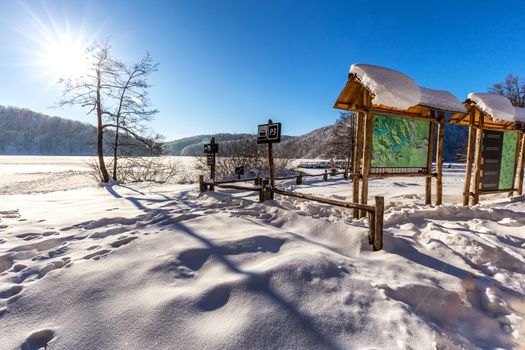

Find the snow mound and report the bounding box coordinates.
[419,87,467,114]
[514,106,525,123]
[350,64,421,110]
[468,93,516,122]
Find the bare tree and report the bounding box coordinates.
[103,53,159,180]
[57,41,117,182]
[329,111,355,178]
[489,74,525,107]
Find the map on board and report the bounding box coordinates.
[498,131,518,190]
[371,114,430,172]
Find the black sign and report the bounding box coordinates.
[235,165,245,176]
[257,123,281,144]
[204,143,219,154]
[207,153,215,166]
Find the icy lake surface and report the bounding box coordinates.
[0,156,524,349]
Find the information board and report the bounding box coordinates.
[480,130,518,191]
[371,114,430,174]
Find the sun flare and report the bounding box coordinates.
[42,33,89,79]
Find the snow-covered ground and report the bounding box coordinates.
[0,157,524,349]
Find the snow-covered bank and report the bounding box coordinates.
[0,158,524,349]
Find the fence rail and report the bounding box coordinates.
[198,174,384,251]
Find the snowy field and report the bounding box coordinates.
[0,156,524,349]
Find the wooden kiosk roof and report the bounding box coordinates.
[333,64,467,119]
[449,93,525,131]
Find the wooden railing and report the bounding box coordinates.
[198,174,385,251]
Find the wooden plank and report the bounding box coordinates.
[370,107,436,122]
[425,115,436,205]
[518,132,525,195]
[217,184,261,191]
[472,110,485,205]
[360,92,374,218]
[463,111,476,205]
[509,132,521,197]
[272,187,376,212]
[352,103,365,218]
[369,172,437,178]
[373,196,384,251]
[436,111,445,205]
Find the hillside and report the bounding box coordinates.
[0,105,467,161]
[0,106,97,155]
[166,133,254,156]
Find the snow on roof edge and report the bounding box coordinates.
[418,87,467,114]
[467,93,516,122]
[350,64,421,110]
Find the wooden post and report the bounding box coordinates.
[262,178,272,201]
[518,132,525,195]
[373,196,384,251]
[435,111,445,205]
[425,112,436,205]
[199,175,205,192]
[209,137,216,191]
[352,110,364,218]
[463,111,476,205]
[368,212,375,244]
[254,174,260,186]
[360,92,374,218]
[509,133,522,198]
[323,169,328,181]
[267,119,275,190]
[296,171,303,185]
[472,112,484,205]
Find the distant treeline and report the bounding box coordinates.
[0,106,96,155]
[0,105,467,161]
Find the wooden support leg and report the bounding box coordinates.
[352,111,364,218]
[472,114,484,205]
[463,112,476,205]
[360,107,374,218]
[425,117,436,205]
[518,133,525,195]
[436,112,445,205]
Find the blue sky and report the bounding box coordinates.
[1,0,524,140]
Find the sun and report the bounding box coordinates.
[42,33,89,79]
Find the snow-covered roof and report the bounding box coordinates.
[419,87,467,114]
[514,106,525,123]
[467,93,516,122]
[350,64,421,110]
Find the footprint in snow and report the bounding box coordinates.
[20,329,55,350]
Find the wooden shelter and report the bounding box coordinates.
[449,93,525,204]
[334,64,467,218]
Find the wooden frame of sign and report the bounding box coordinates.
[334,74,467,218]
[449,102,525,205]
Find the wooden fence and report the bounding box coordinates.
[198,174,385,251]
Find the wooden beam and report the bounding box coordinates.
[360,91,374,218]
[518,132,525,195]
[436,111,445,205]
[369,172,437,178]
[509,132,521,198]
[463,111,476,205]
[472,110,485,205]
[352,95,365,218]
[370,107,435,122]
[425,114,436,205]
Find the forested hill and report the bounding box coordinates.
[0,105,96,155]
[0,105,467,161]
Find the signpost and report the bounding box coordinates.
[204,137,218,190]
[257,119,282,196]
[235,165,245,179]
